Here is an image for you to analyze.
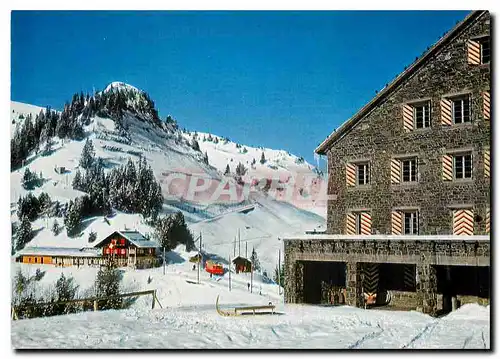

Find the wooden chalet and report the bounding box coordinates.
[94,230,160,269]
[232,256,252,273]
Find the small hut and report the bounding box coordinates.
[189,253,202,263]
[232,256,252,273]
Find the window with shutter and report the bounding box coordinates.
[403,211,419,235]
[347,212,371,235]
[356,163,369,185]
[401,158,417,182]
[453,209,474,235]
[479,37,490,64]
[453,153,472,179]
[451,96,471,124]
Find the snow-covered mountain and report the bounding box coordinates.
[10,82,325,274]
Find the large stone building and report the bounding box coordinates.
[283,11,491,315]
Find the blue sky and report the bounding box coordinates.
[11,10,469,168]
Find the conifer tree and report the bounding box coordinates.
[79,138,95,170]
[15,216,33,251]
[260,152,266,165]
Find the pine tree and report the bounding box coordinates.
[52,219,61,236]
[95,263,122,310]
[22,168,37,190]
[203,151,209,165]
[171,212,194,251]
[274,264,285,288]
[191,138,200,152]
[250,247,261,272]
[15,216,33,251]
[153,215,175,251]
[260,152,266,165]
[79,138,95,169]
[224,164,230,175]
[88,230,97,243]
[236,162,247,177]
[72,169,83,191]
[251,158,256,166]
[64,199,82,237]
[54,273,79,315]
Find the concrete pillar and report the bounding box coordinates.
[416,263,438,315]
[345,261,361,307]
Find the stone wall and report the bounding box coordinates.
[325,12,491,235]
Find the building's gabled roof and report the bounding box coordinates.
[315,10,487,155]
[94,230,159,249]
[232,256,251,263]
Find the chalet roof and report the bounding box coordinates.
[16,246,102,258]
[315,11,487,155]
[232,256,251,263]
[94,230,160,249]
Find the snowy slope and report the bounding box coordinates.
[10,84,325,274]
[10,256,490,349]
[182,131,328,218]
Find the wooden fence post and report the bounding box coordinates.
[151,290,156,309]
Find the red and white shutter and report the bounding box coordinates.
[346,213,356,235]
[440,98,452,126]
[360,212,372,235]
[442,154,453,181]
[391,159,401,184]
[391,211,403,235]
[485,208,490,234]
[402,104,414,132]
[484,149,490,179]
[483,91,490,120]
[467,40,481,65]
[346,163,356,187]
[453,209,474,235]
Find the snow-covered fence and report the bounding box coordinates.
[12,289,162,321]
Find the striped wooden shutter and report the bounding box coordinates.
[402,104,414,132]
[391,211,402,235]
[440,98,452,125]
[346,163,356,187]
[346,213,356,234]
[483,91,490,120]
[442,154,453,181]
[390,159,401,184]
[484,149,490,178]
[467,40,481,65]
[360,212,372,235]
[453,209,474,235]
[485,208,490,234]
